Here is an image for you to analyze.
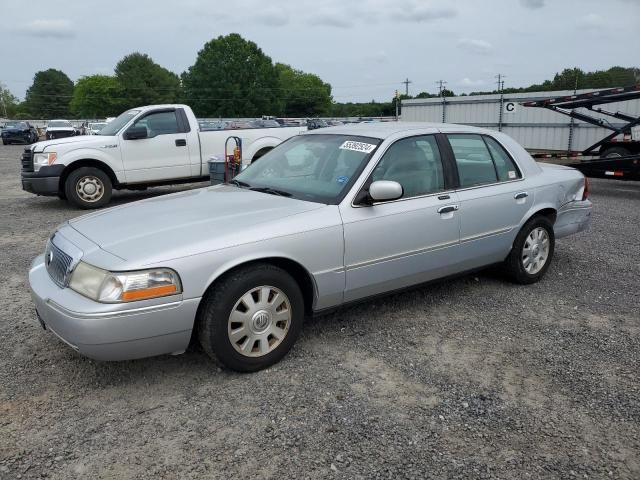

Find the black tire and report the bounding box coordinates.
[198,264,304,372]
[2,140,7,146]
[65,166,112,209]
[600,146,630,158]
[504,216,555,284]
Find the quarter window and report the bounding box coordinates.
[483,136,521,181]
[373,135,444,198]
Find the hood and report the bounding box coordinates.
[34,135,118,151]
[68,185,326,264]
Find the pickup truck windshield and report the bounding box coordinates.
[98,110,140,136]
[48,121,72,128]
[233,134,381,204]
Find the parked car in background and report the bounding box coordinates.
[307,118,329,130]
[87,122,108,135]
[21,104,307,208]
[28,122,591,372]
[46,120,76,140]
[250,119,281,128]
[2,121,39,145]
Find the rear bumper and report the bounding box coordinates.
[554,200,592,239]
[29,254,199,361]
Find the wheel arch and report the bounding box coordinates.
[197,257,317,320]
[59,159,119,193]
[527,207,557,225]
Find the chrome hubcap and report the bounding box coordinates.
[228,286,291,357]
[522,227,550,275]
[76,176,104,202]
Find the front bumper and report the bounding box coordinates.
[2,133,30,144]
[554,199,592,239]
[29,254,200,361]
[21,164,64,196]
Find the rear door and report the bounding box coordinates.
[340,134,462,302]
[444,133,533,268]
[120,108,191,183]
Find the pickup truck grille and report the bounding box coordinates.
[47,131,74,140]
[21,148,34,172]
[45,240,74,288]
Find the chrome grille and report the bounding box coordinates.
[45,240,73,288]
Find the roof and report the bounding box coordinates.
[304,121,491,139]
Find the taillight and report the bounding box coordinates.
[582,176,589,201]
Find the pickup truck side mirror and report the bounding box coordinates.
[124,126,149,140]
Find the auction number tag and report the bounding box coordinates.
[339,141,377,153]
[508,170,517,179]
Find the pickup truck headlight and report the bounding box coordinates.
[33,152,57,172]
[68,262,182,303]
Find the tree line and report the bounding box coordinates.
[0,33,638,119]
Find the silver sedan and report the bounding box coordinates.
[29,123,592,371]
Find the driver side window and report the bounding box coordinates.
[133,111,179,137]
[373,136,444,198]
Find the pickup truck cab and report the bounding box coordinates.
[21,104,306,208]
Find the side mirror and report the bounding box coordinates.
[124,126,148,140]
[369,180,403,203]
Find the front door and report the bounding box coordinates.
[340,135,461,302]
[120,109,191,183]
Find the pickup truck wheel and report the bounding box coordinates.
[65,167,112,209]
[504,216,555,284]
[198,264,304,372]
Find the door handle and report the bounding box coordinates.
[438,205,459,214]
[514,192,528,200]
[175,139,187,147]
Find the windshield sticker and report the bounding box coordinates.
[339,141,377,153]
[508,170,517,179]
[336,175,349,184]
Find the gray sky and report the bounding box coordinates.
[2,0,639,102]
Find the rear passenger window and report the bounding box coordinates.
[483,136,521,181]
[447,134,498,187]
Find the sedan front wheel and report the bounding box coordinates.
[198,264,304,372]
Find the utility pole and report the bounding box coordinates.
[436,80,447,122]
[496,73,506,132]
[402,78,412,96]
[395,90,399,120]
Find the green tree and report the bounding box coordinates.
[70,75,123,118]
[275,63,332,116]
[0,83,19,117]
[115,53,181,110]
[23,69,74,118]
[182,33,279,117]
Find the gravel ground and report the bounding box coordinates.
[0,144,638,479]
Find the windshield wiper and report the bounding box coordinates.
[229,179,251,188]
[249,186,292,197]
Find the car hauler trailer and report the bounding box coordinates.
[522,84,640,181]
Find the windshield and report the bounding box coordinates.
[48,121,72,128]
[91,123,107,130]
[5,122,27,129]
[98,110,140,136]
[233,134,381,204]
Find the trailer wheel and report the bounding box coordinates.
[600,146,630,158]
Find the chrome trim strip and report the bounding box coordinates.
[46,298,185,319]
[460,227,513,243]
[346,239,458,271]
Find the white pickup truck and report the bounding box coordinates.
[21,104,306,208]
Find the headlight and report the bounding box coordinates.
[33,152,57,172]
[68,262,182,303]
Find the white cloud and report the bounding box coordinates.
[457,38,493,54]
[579,13,604,27]
[254,8,289,27]
[520,0,544,9]
[22,19,75,39]
[390,3,457,22]
[458,77,485,87]
[310,12,352,28]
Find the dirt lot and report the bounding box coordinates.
[0,144,638,479]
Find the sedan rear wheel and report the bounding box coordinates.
[505,216,555,284]
[198,264,304,372]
